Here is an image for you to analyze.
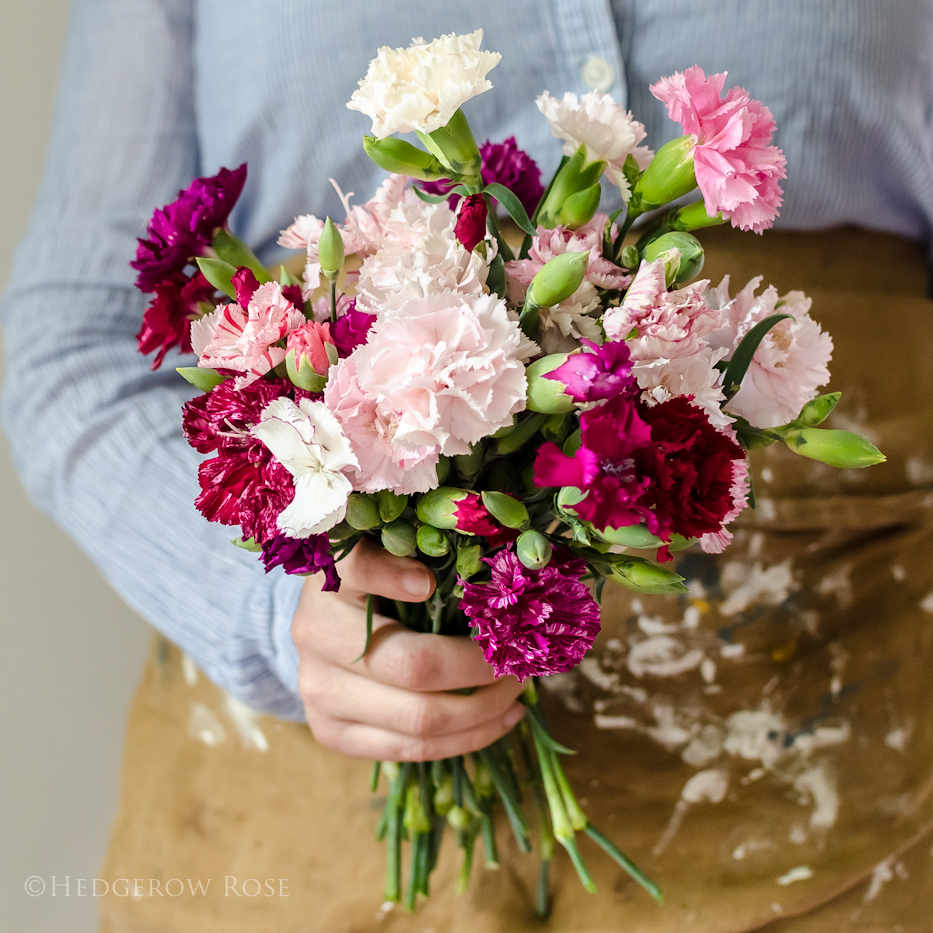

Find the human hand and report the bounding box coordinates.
[291,538,526,761]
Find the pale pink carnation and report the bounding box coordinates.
[286,321,334,376]
[632,350,730,430]
[191,282,305,389]
[536,91,653,196]
[311,292,356,325]
[603,259,724,356]
[324,356,439,495]
[699,455,750,554]
[650,66,786,233]
[352,292,538,456]
[706,275,833,428]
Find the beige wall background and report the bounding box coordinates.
[0,2,152,931]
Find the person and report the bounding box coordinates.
[3,1,933,930]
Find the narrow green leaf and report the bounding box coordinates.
[412,186,453,204]
[211,229,271,282]
[352,593,375,663]
[176,366,227,392]
[278,264,300,287]
[483,182,537,236]
[721,313,794,402]
[195,257,237,299]
[583,825,663,904]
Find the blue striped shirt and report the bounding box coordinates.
[3,0,932,718]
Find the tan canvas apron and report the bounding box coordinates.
[99,226,933,933]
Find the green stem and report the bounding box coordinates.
[584,825,663,904]
[456,826,477,894]
[477,750,531,852]
[536,859,551,919]
[370,760,381,793]
[329,278,337,324]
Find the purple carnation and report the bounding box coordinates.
[131,163,247,292]
[260,533,340,589]
[546,338,636,403]
[331,301,376,357]
[460,547,601,681]
[421,137,543,219]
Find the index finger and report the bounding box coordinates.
[337,537,436,605]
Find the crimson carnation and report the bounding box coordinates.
[454,193,488,252]
[260,533,340,589]
[534,394,744,544]
[136,272,215,369]
[460,548,601,681]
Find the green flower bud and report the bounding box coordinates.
[782,427,886,469]
[327,520,354,542]
[516,530,551,569]
[643,232,705,284]
[556,485,587,513]
[671,198,726,231]
[433,775,454,816]
[525,354,575,414]
[632,134,696,210]
[362,135,451,182]
[481,490,529,530]
[792,392,841,427]
[285,348,328,393]
[494,412,546,455]
[318,217,345,282]
[375,489,408,523]
[556,183,601,230]
[416,524,449,558]
[403,784,431,834]
[527,251,589,309]
[456,544,484,580]
[419,109,482,183]
[454,443,484,479]
[473,758,493,797]
[609,557,688,595]
[536,145,605,229]
[345,493,381,530]
[595,523,664,549]
[619,244,641,269]
[416,487,468,529]
[446,804,470,829]
[381,519,417,557]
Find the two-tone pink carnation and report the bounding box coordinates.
[705,275,832,427]
[191,281,306,389]
[650,66,786,233]
[350,291,537,457]
[460,547,601,681]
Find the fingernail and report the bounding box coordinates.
[503,705,525,729]
[403,569,432,600]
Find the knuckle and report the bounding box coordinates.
[400,698,444,738]
[396,736,431,762]
[394,644,440,690]
[307,716,342,751]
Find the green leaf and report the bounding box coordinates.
[583,825,663,904]
[211,229,271,283]
[482,182,536,236]
[352,593,375,663]
[278,264,301,287]
[721,313,794,402]
[486,252,506,297]
[230,536,262,552]
[176,366,227,392]
[196,257,237,299]
[412,186,453,204]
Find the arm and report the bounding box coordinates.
[0,0,304,717]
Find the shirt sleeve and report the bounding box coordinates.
[0,0,305,719]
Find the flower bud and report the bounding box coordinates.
[403,784,431,834]
[792,392,841,427]
[284,348,327,393]
[433,775,454,816]
[595,523,664,549]
[526,252,589,309]
[556,183,601,230]
[481,490,529,530]
[536,145,605,229]
[381,519,418,557]
[375,489,408,523]
[609,556,688,595]
[782,427,886,469]
[516,530,551,569]
[556,484,587,513]
[454,193,488,252]
[416,524,449,558]
[619,244,640,269]
[525,354,575,414]
[362,135,452,182]
[454,443,484,479]
[420,109,482,183]
[632,134,697,210]
[318,218,345,282]
[671,199,726,231]
[416,487,468,529]
[446,804,470,829]
[456,543,484,580]
[345,493,381,530]
[643,232,704,284]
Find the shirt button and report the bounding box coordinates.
[581,55,615,93]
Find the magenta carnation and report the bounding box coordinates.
[545,338,636,403]
[534,394,745,544]
[260,533,340,588]
[331,301,376,357]
[650,67,786,233]
[460,547,601,680]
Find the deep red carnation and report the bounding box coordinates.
[460,547,601,680]
[136,271,216,370]
[454,194,488,252]
[453,492,499,536]
[260,533,340,589]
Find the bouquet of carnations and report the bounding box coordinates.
[131,31,883,915]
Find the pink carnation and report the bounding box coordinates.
[351,292,537,457]
[323,356,439,495]
[650,66,786,233]
[706,276,833,427]
[286,320,334,376]
[191,282,306,389]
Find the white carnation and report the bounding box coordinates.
[536,90,653,196]
[347,30,501,138]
